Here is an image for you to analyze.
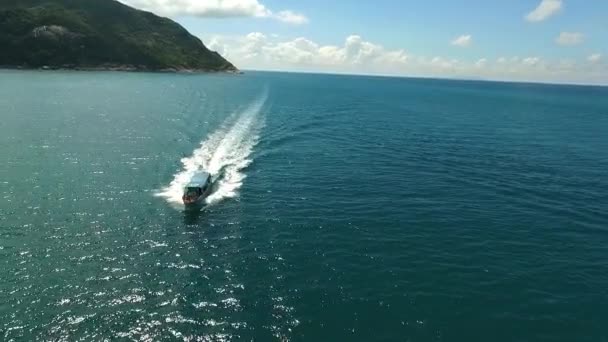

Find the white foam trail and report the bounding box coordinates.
[156,92,267,208]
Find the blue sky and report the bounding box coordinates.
[121,0,607,84]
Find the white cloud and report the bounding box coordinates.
[451,35,472,47]
[588,53,602,63]
[555,32,584,46]
[429,56,458,69]
[475,58,488,68]
[207,36,228,55]
[118,0,307,24]
[119,0,268,17]
[274,10,308,24]
[203,32,608,85]
[242,32,268,58]
[344,35,390,65]
[525,0,562,22]
[523,57,541,66]
[377,50,409,65]
[264,37,320,64]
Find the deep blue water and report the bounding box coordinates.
[1,70,607,341]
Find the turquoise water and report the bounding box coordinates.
[1,70,607,341]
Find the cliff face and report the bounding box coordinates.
[0,0,237,72]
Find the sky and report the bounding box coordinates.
[119,0,608,84]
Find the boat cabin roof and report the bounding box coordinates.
[186,172,210,188]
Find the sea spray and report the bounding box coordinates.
[156,91,267,208]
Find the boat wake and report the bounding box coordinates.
[156,92,267,208]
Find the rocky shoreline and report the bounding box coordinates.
[0,64,242,74]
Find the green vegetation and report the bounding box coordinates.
[0,0,237,71]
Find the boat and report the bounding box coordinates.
[182,172,212,206]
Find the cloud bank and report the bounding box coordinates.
[118,0,307,24]
[205,32,607,85]
[451,35,472,47]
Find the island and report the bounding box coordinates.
[0,0,237,72]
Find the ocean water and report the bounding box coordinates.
[1,70,607,341]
